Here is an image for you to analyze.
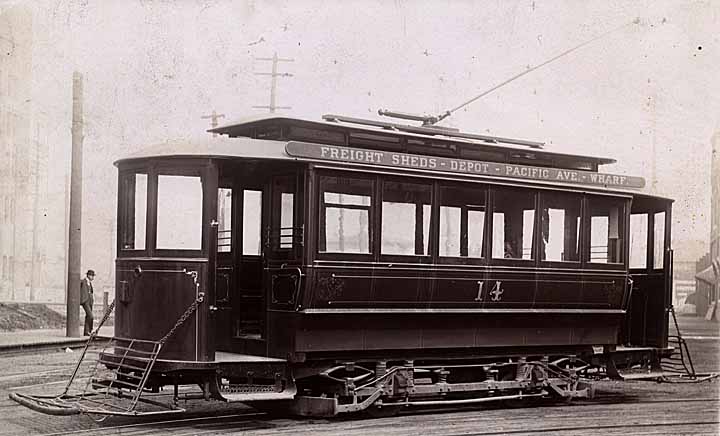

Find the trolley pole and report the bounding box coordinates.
[253,53,293,113]
[66,72,83,337]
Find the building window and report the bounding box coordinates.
[156,175,203,250]
[539,193,581,262]
[381,180,431,256]
[492,188,536,260]
[120,173,148,250]
[319,175,372,254]
[588,197,625,264]
[438,184,486,258]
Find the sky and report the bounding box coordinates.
[9,0,720,273]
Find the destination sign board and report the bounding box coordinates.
[285,142,645,189]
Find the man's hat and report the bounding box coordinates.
[86,269,95,277]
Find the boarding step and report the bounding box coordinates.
[9,298,204,417]
[218,380,297,402]
[610,369,674,380]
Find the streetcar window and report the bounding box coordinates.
[492,188,535,260]
[539,193,581,262]
[629,213,648,269]
[654,212,665,269]
[439,184,486,258]
[272,176,296,250]
[156,175,203,250]
[280,193,294,249]
[217,188,232,253]
[120,173,147,250]
[381,181,432,256]
[588,197,625,264]
[319,175,372,254]
[242,190,262,255]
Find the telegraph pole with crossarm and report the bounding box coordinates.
[253,53,293,113]
[201,110,226,136]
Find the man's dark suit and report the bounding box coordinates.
[80,277,94,335]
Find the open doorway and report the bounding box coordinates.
[213,161,303,356]
[626,196,673,347]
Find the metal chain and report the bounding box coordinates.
[96,299,116,329]
[158,294,204,346]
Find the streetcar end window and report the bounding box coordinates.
[120,172,148,250]
[588,197,625,264]
[654,211,665,269]
[629,213,648,269]
[156,175,203,250]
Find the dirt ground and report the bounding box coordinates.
[0,303,66,332]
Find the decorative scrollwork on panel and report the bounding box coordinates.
[317,274,345,303]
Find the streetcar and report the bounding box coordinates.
[11,113,681,417]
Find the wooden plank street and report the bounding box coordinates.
[0,316,717,436]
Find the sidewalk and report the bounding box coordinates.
[0,326,114,354]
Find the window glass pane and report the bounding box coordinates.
[440,206,461,256]
[381,181,432,255]
[280,193,294,249]
[654,212,665,269]
[589,197,625,264]
[325,192,370,206]
[320,176,372,254]
[217,188,232,253]
[157,175,203,250]
[492,188,535,259]
[468,210,486,258]
[629,214,648,269]
[540,193,581,262]
[271,175,296,250]
[121,173,147,250]
[439,185,486,258]
[242,190,262,255]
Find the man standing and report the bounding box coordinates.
[80,269,95,336]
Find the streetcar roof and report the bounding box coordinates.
[113,136,670,200]
[210,114,617,166]
[113,136,293,164]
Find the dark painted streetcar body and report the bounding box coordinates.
[110,115,672,416]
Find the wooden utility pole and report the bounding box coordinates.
[253,53,293,113]
[201,110,225,137]
[66,72,83,337]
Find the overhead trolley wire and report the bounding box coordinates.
[430,18,641,125]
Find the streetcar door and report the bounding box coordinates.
[235,187,265,339]
[626,197,672,347]
[214,170,266,353]
[265,173,304,306]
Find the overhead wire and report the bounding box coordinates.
[433,18,642,124]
